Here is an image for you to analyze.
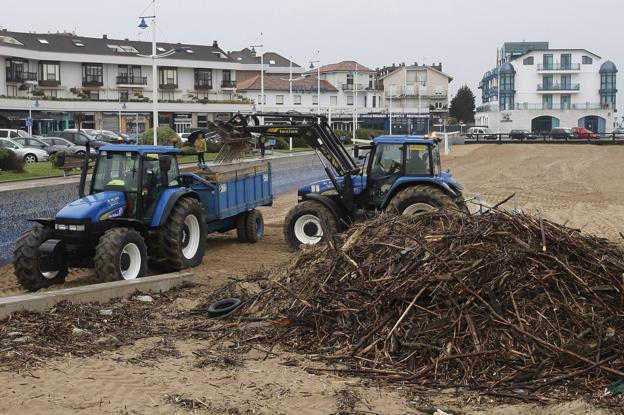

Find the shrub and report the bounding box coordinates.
[180,146,197,155]
[141,127,179,146]
[0,148,25,173]
[292,136,309,148]
[355,128,387,141]
[273,137,289,150]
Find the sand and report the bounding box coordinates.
[0,144,623,414]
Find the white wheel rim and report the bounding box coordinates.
[120,242,141,280]
[41,270,59,280]
[181,214,201,259]
[294,214,323,245]
[25,155,36,163]
[402,203,435,215]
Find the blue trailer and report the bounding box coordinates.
[13,144,273,291]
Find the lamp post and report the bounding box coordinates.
[309,53,320,115]
[250,33,264,110]
[353,62,358,143]
[388,84,395,135]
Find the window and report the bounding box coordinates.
[39,61,60,83]
[83,63,103,84]
[346,73,354,85]
[542,94,553,110]
[0,35,23,46]
[405,144,430,176]
[222,70,232,82]
[107,44,139,53]
[157,47,166,52]
[312,95,319,105]
[72,39,85,47]
[46,89,58,97]
[194,68,212,89]
[197,115,208,128]
[372,96,377,107]
[523,56,534,65]
[542,75,553,88]
[37,38,49,44]
[276,95,284,105]
[119,91,129,102]
[560,94,571,109]
[160,91,175,101]
[257,94,266,104]
[560,74,571,89]
[88,90,99,100]
[582,56,593,65]
[561,54,572,70]
[543,54,553,70]
[601,73,616,91]
[330,96,337,106]
[347,95,354,105]
[269,60,276,65]
[294,95,302,105]
[6,85,17,97]
[368,74,374,88]
[159,67,178,86]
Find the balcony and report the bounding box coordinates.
[221,80,236,89]
[82,75,103,87]
[537,63,581,71]
[6,71,37,83]
[537,83,580,92]
[159,81,178,89]
[194,80,213,90]
[477,102,612,112]
[39,78,61,87]
[342,83,365,91]
[116,75,148,86]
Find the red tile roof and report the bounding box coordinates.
[311,60,374,74]
[236,74,338,92]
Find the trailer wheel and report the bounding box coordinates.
[235,213,248,242]
[387,186,457,215]
[164,198,207,270]
[283,201,338,249]
[245,209,264,243]
[13,227,67,291]
[95,227,147,281]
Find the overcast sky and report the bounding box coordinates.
[2,0,622,103]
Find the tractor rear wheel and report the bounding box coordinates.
[283,201,338,250]
[163,198,207,270]
[244,209,264,243]
[14,227,68,291]
[387,186,458,215]
[95,227,147,281]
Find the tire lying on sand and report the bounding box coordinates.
[95,227,147,281]
[283,200,338,249]
[14,227,68,291]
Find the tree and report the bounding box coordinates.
[449,85,476,124]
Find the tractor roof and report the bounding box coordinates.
[373,135,434,145]
[99,145,182,155]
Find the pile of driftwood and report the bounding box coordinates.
[248,210,624,393]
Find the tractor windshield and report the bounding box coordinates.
[92,152,140,193]
[404,144,432,175]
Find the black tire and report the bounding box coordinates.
[283,200,338,250]
[23,153,37,163]
[13,227,67,291]
[206,298,242,317]
[94,227,147,281]
[244,209,264,243]
[235,212,248,242]
[163,198,207,270]
[387,186,458,215]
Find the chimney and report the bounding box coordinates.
[212,40,218,48]
[102,34,107,39]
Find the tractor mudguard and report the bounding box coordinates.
[106,218,149,236]
[28,218,55,228]
[302,193,348,231]
[153,189,200,227]
[381,178,459,210]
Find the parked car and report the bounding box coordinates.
[40,137,92,155]
[571,126,598,139]
[466,127,497,139]
[0,129,29,139]
[550,127,573,140]
[612,127,624,139]
[0,138,49,163]
[179,132,191,143]
[13,137,54,154]
[49,129,108,149]
[509,129,538,140]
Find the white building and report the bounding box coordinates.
[476,42,618,133]
[0,30,299,134]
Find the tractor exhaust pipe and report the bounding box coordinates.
[78,141,90,198]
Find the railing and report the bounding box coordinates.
[477,102,613,112]
[537,63,581,71]
[116,75,148,85]
[39,78,60,87]
[221,80,236,88]
[6,71,37,83]
[194,80,212,90]
[342,83,365,91]
[159,81,178,89]
[537,83,580,91]
[82,75,103,86]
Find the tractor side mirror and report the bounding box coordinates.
[159,155,172,172]
[353,144,359,159]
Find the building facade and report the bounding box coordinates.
[476,42,618,133]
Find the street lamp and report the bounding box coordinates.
[250,33,264,110]
[138,1,186,145]
[309,52,320,115]
[388,84,395,135]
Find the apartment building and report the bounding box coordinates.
[476,41,618,133]
[0,30,296,134]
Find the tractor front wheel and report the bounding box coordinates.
[283,201,338,249]
[387,186,458,215]
[14,228,67,291]
[163,198,207,270]
[95,227,147,281]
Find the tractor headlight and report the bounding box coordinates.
[55,223,86,231]
[55,224,68,231]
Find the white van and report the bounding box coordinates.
[466,127,497,139]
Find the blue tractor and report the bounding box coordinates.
[14,143,272,291]
[231,113,467,248]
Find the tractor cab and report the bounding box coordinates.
[84,145,181,223]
